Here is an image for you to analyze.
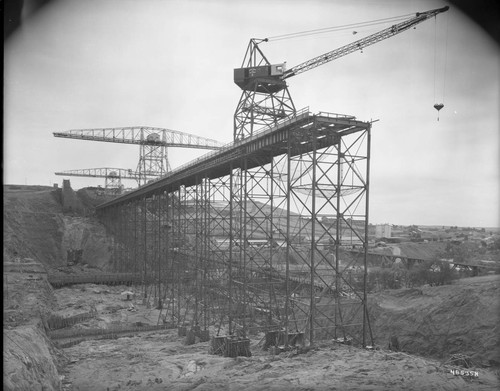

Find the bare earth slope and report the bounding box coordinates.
[3,184,113,390]
[4,261,64,391]
[52,279,500,391]
[3,185,66,265]
[3,185,113,270]
[370,275,500,367]
[61,331,499,391]
[3,185,500,390]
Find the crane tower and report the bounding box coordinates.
[223,5,450,349]
[233,6,449,140]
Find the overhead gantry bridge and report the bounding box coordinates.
[54,127,225,186]
[96,108,374,349]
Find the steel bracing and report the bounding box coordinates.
[97,110,374,349]
[233,39,295,141]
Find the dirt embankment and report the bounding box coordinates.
[3,185,113,270]
[3,186,66,265]
[50,281,500,391]
[3,185,500,390]
[60,329,499,391]
[3,260,65,391]
[369,275,500,367]
[4,325,63,391]
[3,184,114,390]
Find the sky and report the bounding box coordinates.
[4,0,499,228]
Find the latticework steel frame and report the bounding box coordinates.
[233,39,295,141]
[97,110,374,349]
[136,143,170,186]
[54,127,225,187]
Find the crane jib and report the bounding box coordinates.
[233,5,449,140]
[281,5,449,80]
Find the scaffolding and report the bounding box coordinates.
[97,109,373,352]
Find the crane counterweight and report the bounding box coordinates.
[234,63,286,92]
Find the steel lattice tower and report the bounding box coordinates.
[233,39,296,141]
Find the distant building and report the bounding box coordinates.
[375,224,391,239]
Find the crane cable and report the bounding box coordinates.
[433,13,449,121]
[266,13,415,41]
[434,17,437,104]
[442,13,450,106]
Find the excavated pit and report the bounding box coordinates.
[3,185,500,390]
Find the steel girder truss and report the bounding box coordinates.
[54,127,225,186]
[53,127,224,149]
[99,113,373,348]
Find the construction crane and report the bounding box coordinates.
[233,5,449,140]
[53,127,225,185]
[54,168,156,194]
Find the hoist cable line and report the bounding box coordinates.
[433,12,449,120]
[441,12,449,104]
[266,12,415,41]
[434,17,438,103]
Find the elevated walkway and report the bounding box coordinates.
[97,108,371,209]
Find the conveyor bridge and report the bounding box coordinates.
[96,108,374,348]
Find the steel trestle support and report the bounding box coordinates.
[97,111,374,351]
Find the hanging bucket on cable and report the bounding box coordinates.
[434,103,444,121]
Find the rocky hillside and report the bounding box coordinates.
[3,184,114,270]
